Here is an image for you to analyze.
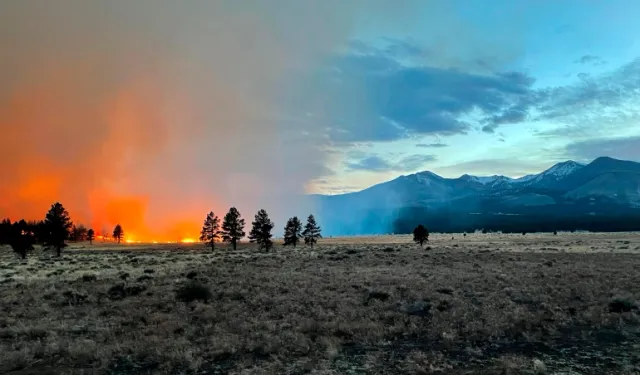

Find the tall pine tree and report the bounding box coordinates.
[248,209,274,252]
[283,216,302,247]
[302,214,322,248]
[43,202,73,257]
[221,207,245,250]
[113,224,124,244]
[87,229,95,245]
[199,211,221,250]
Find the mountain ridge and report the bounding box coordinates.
[313,157,640,235]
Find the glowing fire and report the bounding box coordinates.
[181,238,196,243]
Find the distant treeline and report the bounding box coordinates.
[391,207,640,234]
[316,203,640,236]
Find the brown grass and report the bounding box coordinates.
[1,232,640,374]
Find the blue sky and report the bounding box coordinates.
[293,0,640,194]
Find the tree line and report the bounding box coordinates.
[199,207,322,252]
[1,202,324,259]
[0,202,127,259]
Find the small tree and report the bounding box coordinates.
[113,224,124,244]
[9,223,35,259]
[283,216,302,247]
[302,214,322,248]
[413,224,429,247]
[221,207,245,250]
[248,209,274,252]
[87,229,95,244]
[43,202,73,257]
[69,224,87,242]
[0,218,12,245]
[199,211,221,250]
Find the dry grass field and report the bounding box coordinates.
[1,232,640,374]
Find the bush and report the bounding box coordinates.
[176,282,212,303]
[81,274,97,282]
[108,283,147,300]
[608,298,634,313]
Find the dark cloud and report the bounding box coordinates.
[294,40,536,143]
[486,106,528,126]
[575,55,606,66]
[346,154,437,172]
[293,42,640,143]
[416,142,448,148]
[564,136,640,162]
[481,125,496,133]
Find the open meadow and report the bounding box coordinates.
[1,232,640,374]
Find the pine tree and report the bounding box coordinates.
[302,214,322,248]
[248,209,274,252]
[283,216,302,247]
[199,211,221,250]
[87,229,95,244]
[413,224,429,247]
[221,207,245,250]
[0,218,12,245]
[69,224,87,242]
[8,222,35,259]
[113,224,124,244]
[43,202,73,257]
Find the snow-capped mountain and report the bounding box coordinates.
[458,160,585,188]
[313,157,640,235]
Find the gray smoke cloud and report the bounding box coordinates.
[0,0,524,238]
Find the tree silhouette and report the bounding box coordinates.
[302,214,322,248]
[70,224,87,242]
[283,216,302,247]
[9,222,35,259]
[248,209,274,252]
[221,207,245,250]
[413,224,429,247]
[0,218,12,245]
[87,229,95,244]
[113,224,124,244]
[43,202,73,257]
[199,211,221,250]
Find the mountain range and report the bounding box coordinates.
[313,157,640,235]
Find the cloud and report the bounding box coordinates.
[435,158,550,178]
[416,143,448,148]
[575,55,606,66]
[345,154,437,172]
[536,58,640,121]
[564,137,640,162]
[345,156,394,172]
[398,154,438,170]
[298,41,536,143]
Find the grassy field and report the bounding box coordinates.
[1,232,640,374]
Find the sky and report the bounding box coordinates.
[1,0,640,240]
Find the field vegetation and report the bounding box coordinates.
[1,233,639,374]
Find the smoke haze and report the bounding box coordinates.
[1,0,491,240]
[0,0,357,240]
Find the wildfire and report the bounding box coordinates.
[181,238,196,243]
